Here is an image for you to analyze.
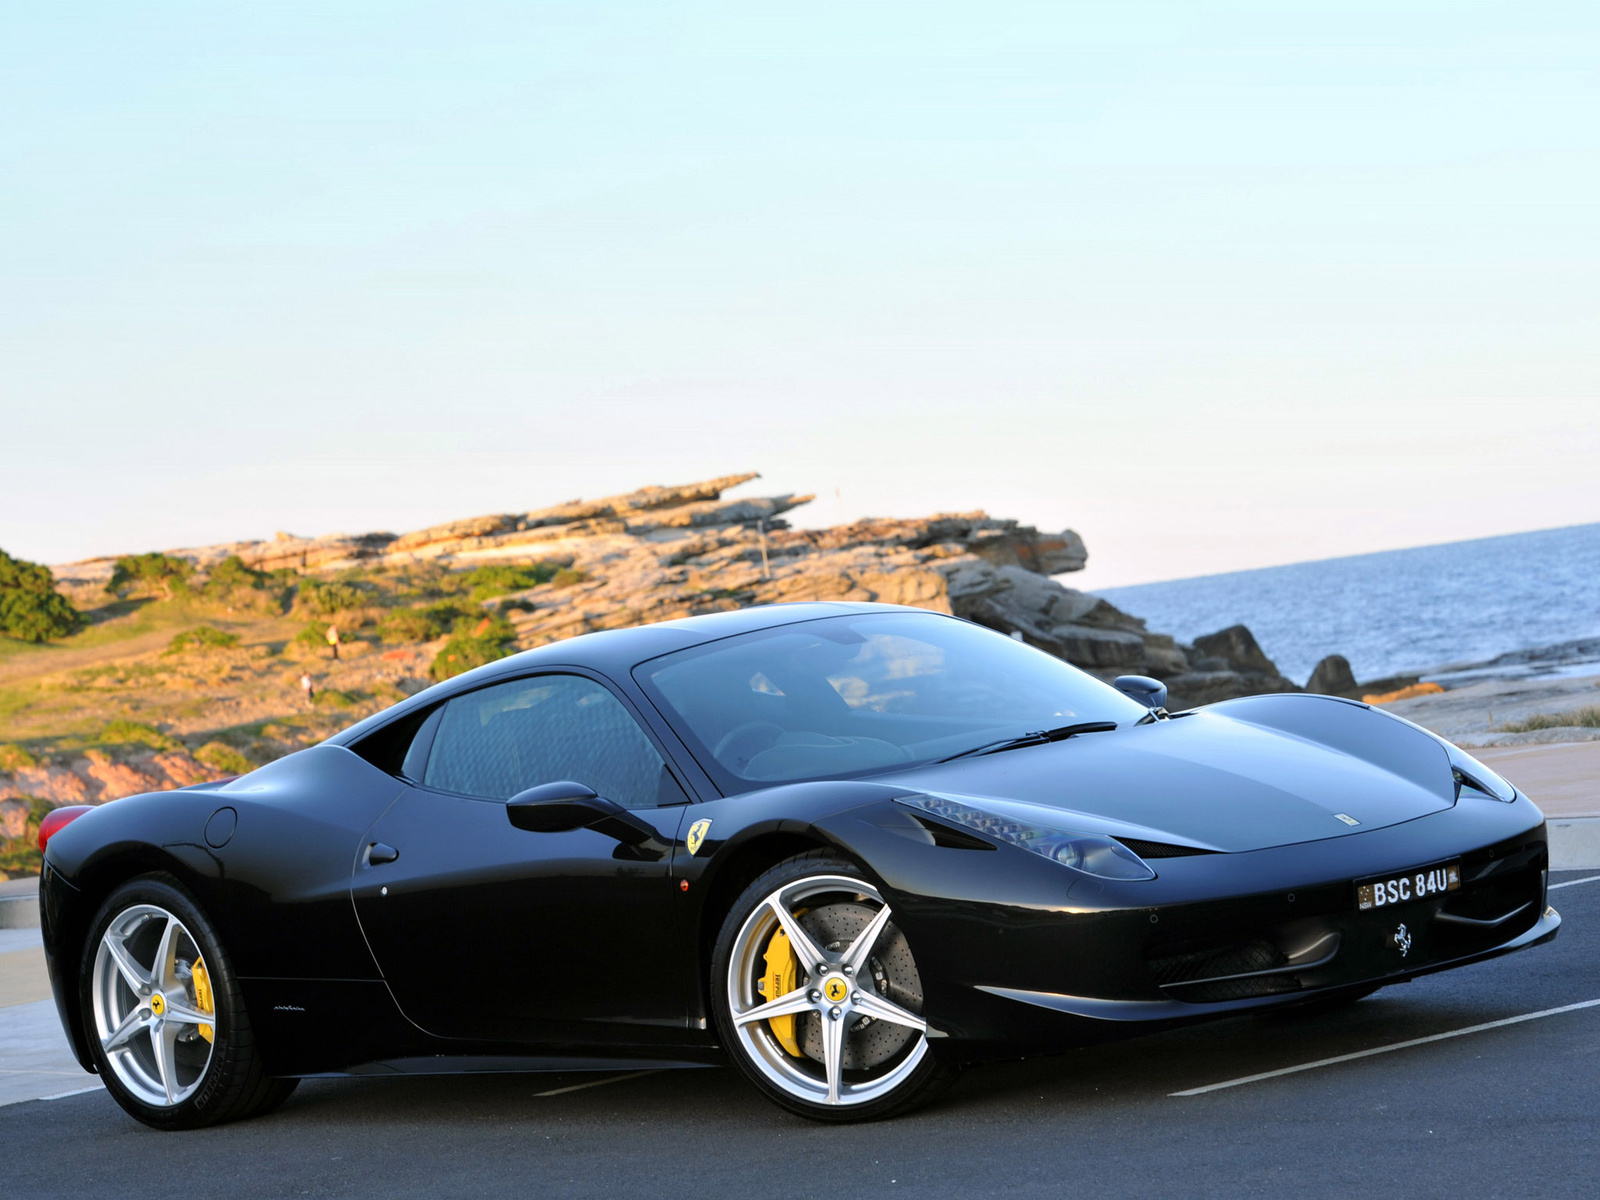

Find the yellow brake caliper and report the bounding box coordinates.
[191,958,216,1044]
[759,926,802,1057]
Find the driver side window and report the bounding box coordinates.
[422,674,677,808]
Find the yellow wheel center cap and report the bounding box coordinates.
[149,993,166,1017]
[823,977,850,1004]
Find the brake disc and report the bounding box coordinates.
[796,902,922,1070]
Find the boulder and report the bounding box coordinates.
[1192,625,1280,676]
[1307,654,1359,696]
[1049,625,1148,669]
[1167,624,1300,708]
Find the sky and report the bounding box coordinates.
[2,1,1596,589]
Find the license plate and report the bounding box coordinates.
[1356,861,1461,910]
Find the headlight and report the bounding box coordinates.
[1371,706,1518,803]
[895,793,1157,880]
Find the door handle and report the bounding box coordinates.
[367,842,399,865]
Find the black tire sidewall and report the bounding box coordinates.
[79,874,243,1130]
[709,852,953,1122]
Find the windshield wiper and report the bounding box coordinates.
[938,721,1120,762]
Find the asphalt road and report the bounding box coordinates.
[6,873,1597,1200]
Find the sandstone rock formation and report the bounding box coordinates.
[0,749,216,811]
[47,472,1296,718]
[49,473,814,584]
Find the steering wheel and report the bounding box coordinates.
[712,721,786,771]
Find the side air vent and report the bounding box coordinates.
[908,814,996,851]
[1115,837,1218,859]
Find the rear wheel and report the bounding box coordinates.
[710,853,957,1121]
[81,875,296,1130]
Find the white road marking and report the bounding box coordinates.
[533,1070,661,1098]
[0,1068,86,1076]
[1171,997,1600,1097]
[1549,874,1600,890]
[40,1084,104,1101]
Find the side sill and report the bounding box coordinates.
[317,1055,720,1078]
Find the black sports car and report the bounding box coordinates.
[39,602,1557,1125]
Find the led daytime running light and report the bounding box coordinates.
[896,794,1156,880]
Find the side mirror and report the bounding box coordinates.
[506,781,621,833]
[1113,675,1168,712]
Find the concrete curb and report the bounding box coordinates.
[1549,818,1600,872]
[0,897,40,931]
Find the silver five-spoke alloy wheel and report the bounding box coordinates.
[91,904,217,1107]
[727,874,928,1108]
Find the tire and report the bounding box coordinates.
[79,874,297,1130]
[710,851,957,1122]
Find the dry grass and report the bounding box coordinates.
[1497,706,1600,733]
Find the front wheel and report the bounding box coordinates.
[710,852,957,1121]
[81,875,296,1130]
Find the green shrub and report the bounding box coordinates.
[551,567,587,588]
[99,719,179,752]
[196,557,288,615]
[106,552,193,598]
[463,562,560,600]
[0,547,85,642]
[164,625,241,654]
[312,689,359,709]
[205,555,268,589]
[0,744,39,772]
[194,741,254,776]
[297,578,372,615]
[1498,706,1600,733]
[453,611,516,642]
[429,635,513,681]
[293,621,355,654]
[378,600,474,643]
[429,613,517,681]
[377,607,444,643]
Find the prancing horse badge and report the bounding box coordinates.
[686,819,713,856]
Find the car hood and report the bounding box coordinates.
[878,694,1458,853]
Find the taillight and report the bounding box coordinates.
[38,805,93,854]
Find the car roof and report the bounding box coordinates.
[326,600,950,746]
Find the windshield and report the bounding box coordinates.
[635,611,1148,792]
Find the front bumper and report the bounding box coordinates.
[885,802,1554,1060]
[980,901,1559,1023]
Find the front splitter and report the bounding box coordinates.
[976,905,1561,1022]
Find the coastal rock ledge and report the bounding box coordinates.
[49,472,1294,712]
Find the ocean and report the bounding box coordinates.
[1095,522,1600,687]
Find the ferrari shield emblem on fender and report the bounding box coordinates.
[686,819,712,856]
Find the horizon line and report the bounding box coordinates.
[1087,518,1600,594]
